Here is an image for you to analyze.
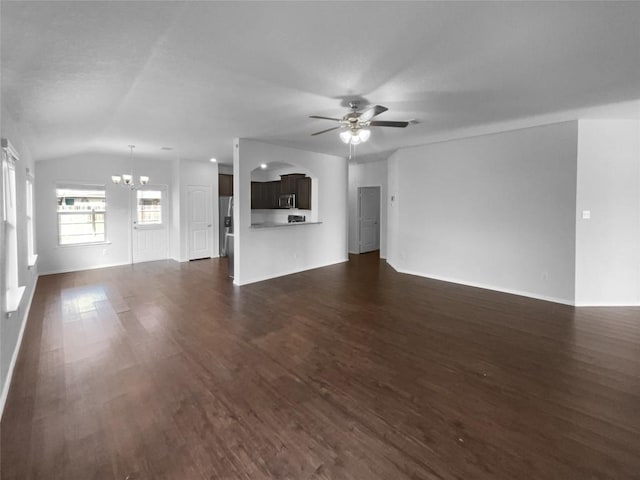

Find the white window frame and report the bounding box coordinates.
[56,184,107,246]
[26,170,37,267]
[136,187,164,227]
[2,138,25,314]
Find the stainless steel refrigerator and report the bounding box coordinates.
[219,196,233,257]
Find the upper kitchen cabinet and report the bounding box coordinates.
[250,163,312,211]
[280,174,306,195]
[219,173,233,196]
[296,177,311,210]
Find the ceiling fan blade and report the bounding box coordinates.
[309,115,341,122]
[311,126,341,136]
[359,105,388,122]
[369,120,410,128]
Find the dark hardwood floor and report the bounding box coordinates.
[2,254,639,479]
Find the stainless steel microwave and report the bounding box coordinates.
[279,193,296,209]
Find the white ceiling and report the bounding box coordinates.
[2,1,639,165]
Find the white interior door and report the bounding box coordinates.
[132,186,168,263]
[358,186,381,254]
[187,185,212,260]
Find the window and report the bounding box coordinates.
[137,190,162,225]
[2,138,24,313]
[26,173,37,265]
[56,186,106,245]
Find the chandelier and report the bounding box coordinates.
[111,145,149,186]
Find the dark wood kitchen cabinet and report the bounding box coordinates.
[251,180,281,209]
[250,174,311,210]
[219,174,233,196]
[266,181,280,208]
[280,174,306,195]
[296,177,311,210]
[251,182,261,209]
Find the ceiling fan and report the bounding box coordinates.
[310,101,410,145]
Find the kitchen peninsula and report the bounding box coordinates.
[250,221,322,229]
[233,138,347,287]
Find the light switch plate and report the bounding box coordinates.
[582,210,591,220]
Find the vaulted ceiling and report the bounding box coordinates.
[2,1,639,164]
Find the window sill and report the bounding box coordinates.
[28,254,38,268]
[56,241,112,248]
[6,285,26,316]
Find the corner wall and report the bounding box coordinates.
[387,121,579,304]
[575,119,640,306]
[234,139,348,285]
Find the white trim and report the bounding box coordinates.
[27,254,38,269]
[233,257,349,286]
[386,260,575,306]
[55,241,112,249]
[574,301,640,307]
[0,277,37,419]
[5,285,26,315]
[38,260,132,276]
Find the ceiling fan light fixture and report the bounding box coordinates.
[111,175,122,184]
[122,174,133,185]
[139,176,149,185]
[358,128,371,142]
[312,103,408,150]
[340,127,370,145]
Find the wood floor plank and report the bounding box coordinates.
[2,254,640,479]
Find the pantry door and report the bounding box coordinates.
[187,185,213,260]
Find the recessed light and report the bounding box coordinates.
[210,157,217,163]
[260,163,267,169]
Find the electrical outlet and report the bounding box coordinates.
[582,210,591,220]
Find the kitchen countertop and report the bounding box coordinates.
[250,221,322,229]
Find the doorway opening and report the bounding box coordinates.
[132,185,168,264]
[357,186,380,254]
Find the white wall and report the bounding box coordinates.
[575,119,640,306]
[218,164,233,175]
[388,121,578,304]
[170,158,181,261]
[348,160,388,258]
[234,139,348,285]
[176,158,218,262]
[35,154,173,274]
[1,108,39,415]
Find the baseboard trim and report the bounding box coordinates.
[235,257,349,286]
[38,258,185,276]
[38,261,132,276]
[386,260,575,306]
[574,301,640,307]
[1,275,38,419]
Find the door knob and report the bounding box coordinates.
[208,224,212,227]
